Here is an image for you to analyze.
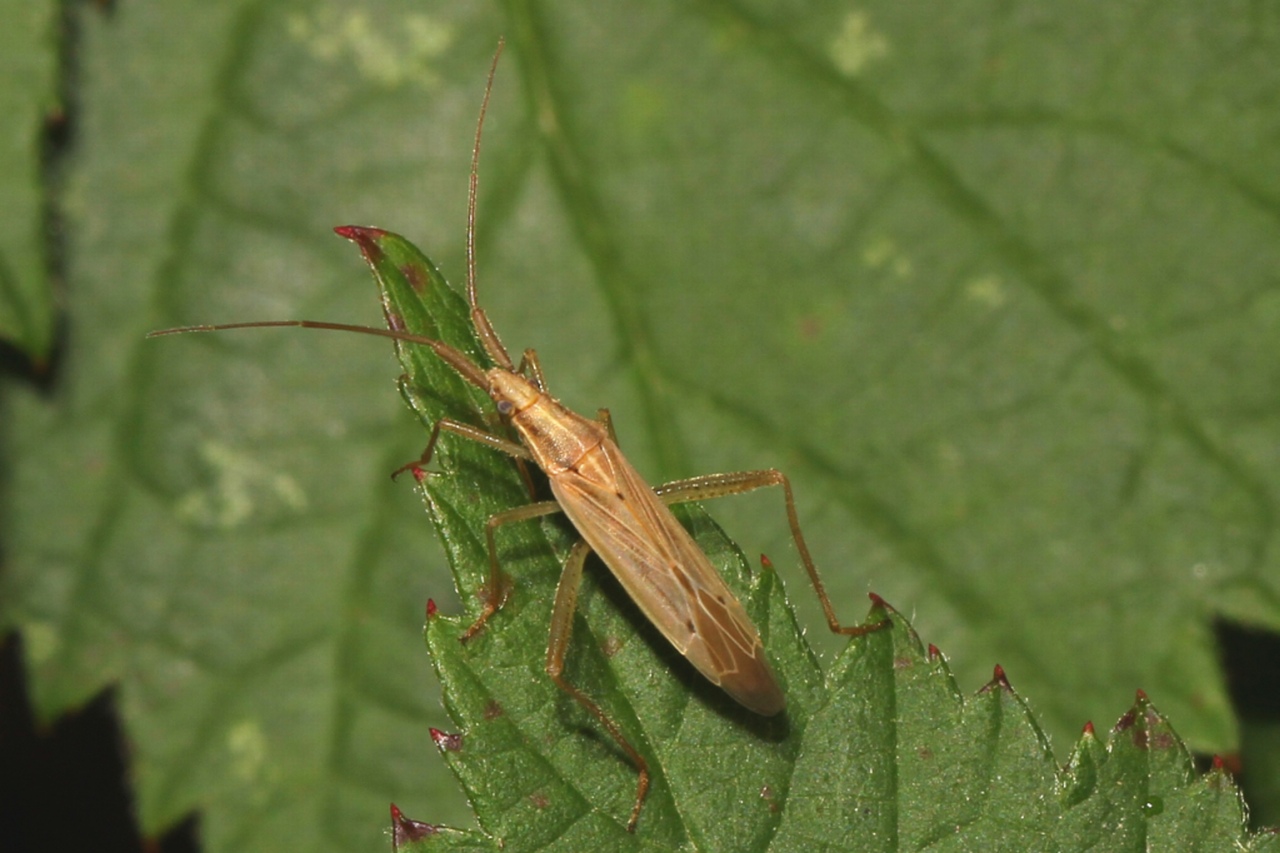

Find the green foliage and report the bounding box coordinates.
[0,0,58,356]
[367,226,1264,850]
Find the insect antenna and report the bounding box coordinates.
[146,320,490,390]
[463,38,516,375]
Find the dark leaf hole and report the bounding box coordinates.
[0,633,200,853]
[1215,619,1280,830]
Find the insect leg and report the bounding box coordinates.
[391,417,533,480]
[654,469,886,637]
[458,498,565,642]
[546,538,650,832]
[394,416,547,637]
[595,408,617,442]
[514,347,548,392]
[462,490,651,828]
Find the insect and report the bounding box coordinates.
[150,41,883,832]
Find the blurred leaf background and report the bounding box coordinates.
[3,1,1279,851]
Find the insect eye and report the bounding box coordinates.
[496,399,514,416]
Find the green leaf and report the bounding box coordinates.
[4,3,1279,853]
[369,226,1268,850]
[0,0,59,357]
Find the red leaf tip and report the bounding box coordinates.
[390,802,438,847]
[333,224,387,263]
[333,224,388,240]
[430,728,463,752]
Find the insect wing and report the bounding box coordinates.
[549,442,785,716]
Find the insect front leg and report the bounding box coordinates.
[654,469,887,637]
[391,416,532,480]
[546,538,650,832]
[459,499,565,642]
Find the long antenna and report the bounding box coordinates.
[465,39,514,371]
[148,40,515,378]
[146,320,490,389]
[469,38,503,306]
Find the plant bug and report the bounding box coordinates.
[149,40,884,832]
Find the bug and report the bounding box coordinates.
[149,41,884,831]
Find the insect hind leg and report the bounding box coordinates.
[653,469,886,637]
[546,538,650,831]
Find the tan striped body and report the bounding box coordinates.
[495,369,784,715]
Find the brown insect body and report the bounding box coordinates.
[494,368,785,715]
